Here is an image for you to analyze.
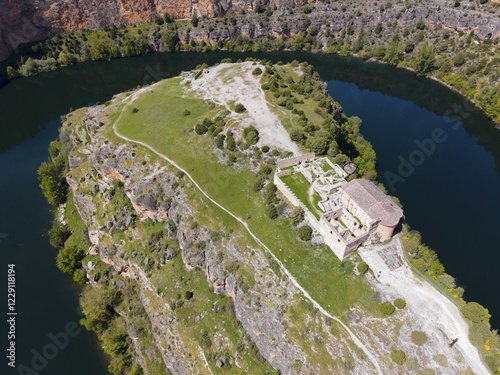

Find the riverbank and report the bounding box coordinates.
[2,49,498,374]
[43,60,498,373]
[2,1,500,124]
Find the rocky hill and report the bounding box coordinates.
[40,61,499,374]
[1,0,500,61]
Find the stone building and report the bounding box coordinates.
[341,179,403,242]
[275,154,404,260]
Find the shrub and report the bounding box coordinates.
[225,132,236,151]
[357,261,369,275]
[56,245,85,276]
[291,206,304,225]
[199,330,211,348]
[461,302,490,323]
[390,349,406,365]
[38,159,68,207]
[254,176,266,192]
[132,107,139,113]
[48,221,70,249]
[234,103,247,113]
[380,301,395,315]
[437,274,456,289]
[185,291,194,300]
[258,164,273,177]
[394,298,406,309]
[243,125,259,147]
[195,122,208,135]
[411,331,428,346]
[261,145,270,153]
[252,67,263,75]
[215,134,225,149]
[298,225,313,241]
[183,109,191,116]
[265,205,278,219]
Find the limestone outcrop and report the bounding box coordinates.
[2,0,500,61]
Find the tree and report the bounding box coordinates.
[38,160,68,206]
[461,302,491,323]
[243,126,259,147]
[80,285,119,334]
[215,134,225,149]
[265,205,278,219]
[394,298,406,309]
[298,225,312,241]
[357,261,369,275]
[413,42,436,75]
[390,349,406,365]
[385,35,403,65]
[48,220,70,249]
[57,51,71,67]
[252,67,263,75]
[195,122,209,135]
[56,245,85,277]
[291,206,304,225]
[437,274,456,289]
[163,31,179,52]
[122,34,149,56]
[380,301,395,315]
[338,43,352,57]
[290,128,306,143]
[225,132,236,151]
[411,331,428,346]
[6,66,18,78]
[373,45,387,60]
[234,103,247,113]
[311,137,329,155]
[87,34,118,61]
[191,16,199,27]
[453,51,466,67]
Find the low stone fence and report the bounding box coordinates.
[278,152,315,170]
[276,170,292,178]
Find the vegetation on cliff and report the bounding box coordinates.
[39,61,500,374]
[3,0,500,125]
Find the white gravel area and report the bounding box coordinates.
[186,62,300,155]
[359,237,491,375]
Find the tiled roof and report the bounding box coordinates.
[342,179,403,227]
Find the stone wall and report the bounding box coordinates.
[277,153,315,170]
[276,170,292,178]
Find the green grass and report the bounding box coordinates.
[280,172,322,218]
[147,240,273,373]
[262,65,327,133]
[320,160,333,173]
[114,69,378,318]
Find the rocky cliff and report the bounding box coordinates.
[2,0,500,61]
[61,103,369,374]
[46,62,498,374]
[0,0,307,60]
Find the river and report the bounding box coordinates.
[1,52,499,374]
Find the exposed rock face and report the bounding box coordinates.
[0,0,304,60]
[64,104,355,374]
[2,0,500,61]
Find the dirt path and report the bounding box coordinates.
[187,62,301,155]
[359,238,490,375]
[111,83,384,375]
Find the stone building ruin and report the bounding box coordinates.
[275,154,403,260]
